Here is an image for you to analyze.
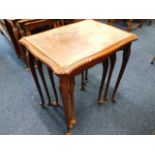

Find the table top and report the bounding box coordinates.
[19,19,138,76]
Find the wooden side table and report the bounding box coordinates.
[19,20,138,134]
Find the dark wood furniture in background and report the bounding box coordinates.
[1,19,28,62]
[20,20,138,134]
[107,19,144,32]
[4,19,38,70]
[3,19,62,71]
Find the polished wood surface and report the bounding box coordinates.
[20,20,137,76]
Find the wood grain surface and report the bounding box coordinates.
[19,20,138,76]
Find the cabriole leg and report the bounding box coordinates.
[59,77,75,135]
[103,53,116,102]
[112,44,131,102]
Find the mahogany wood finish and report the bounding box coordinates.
[59,77,76,135]
[20,20,138,134]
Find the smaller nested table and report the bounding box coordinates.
[19,20,138,134]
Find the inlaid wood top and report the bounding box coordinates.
[19,19,138,76]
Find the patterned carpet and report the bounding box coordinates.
[0,20,155,134]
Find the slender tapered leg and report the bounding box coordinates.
[85,69,88,81]
[47,67,59,107]
[28,53,45,106]
[103,53,116,102]
[70,78,76,126]
[37,60,51,106]
[97,59,109,104]
[59,77,75,135]
[80,71,85,90]
[112,44,131,102]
